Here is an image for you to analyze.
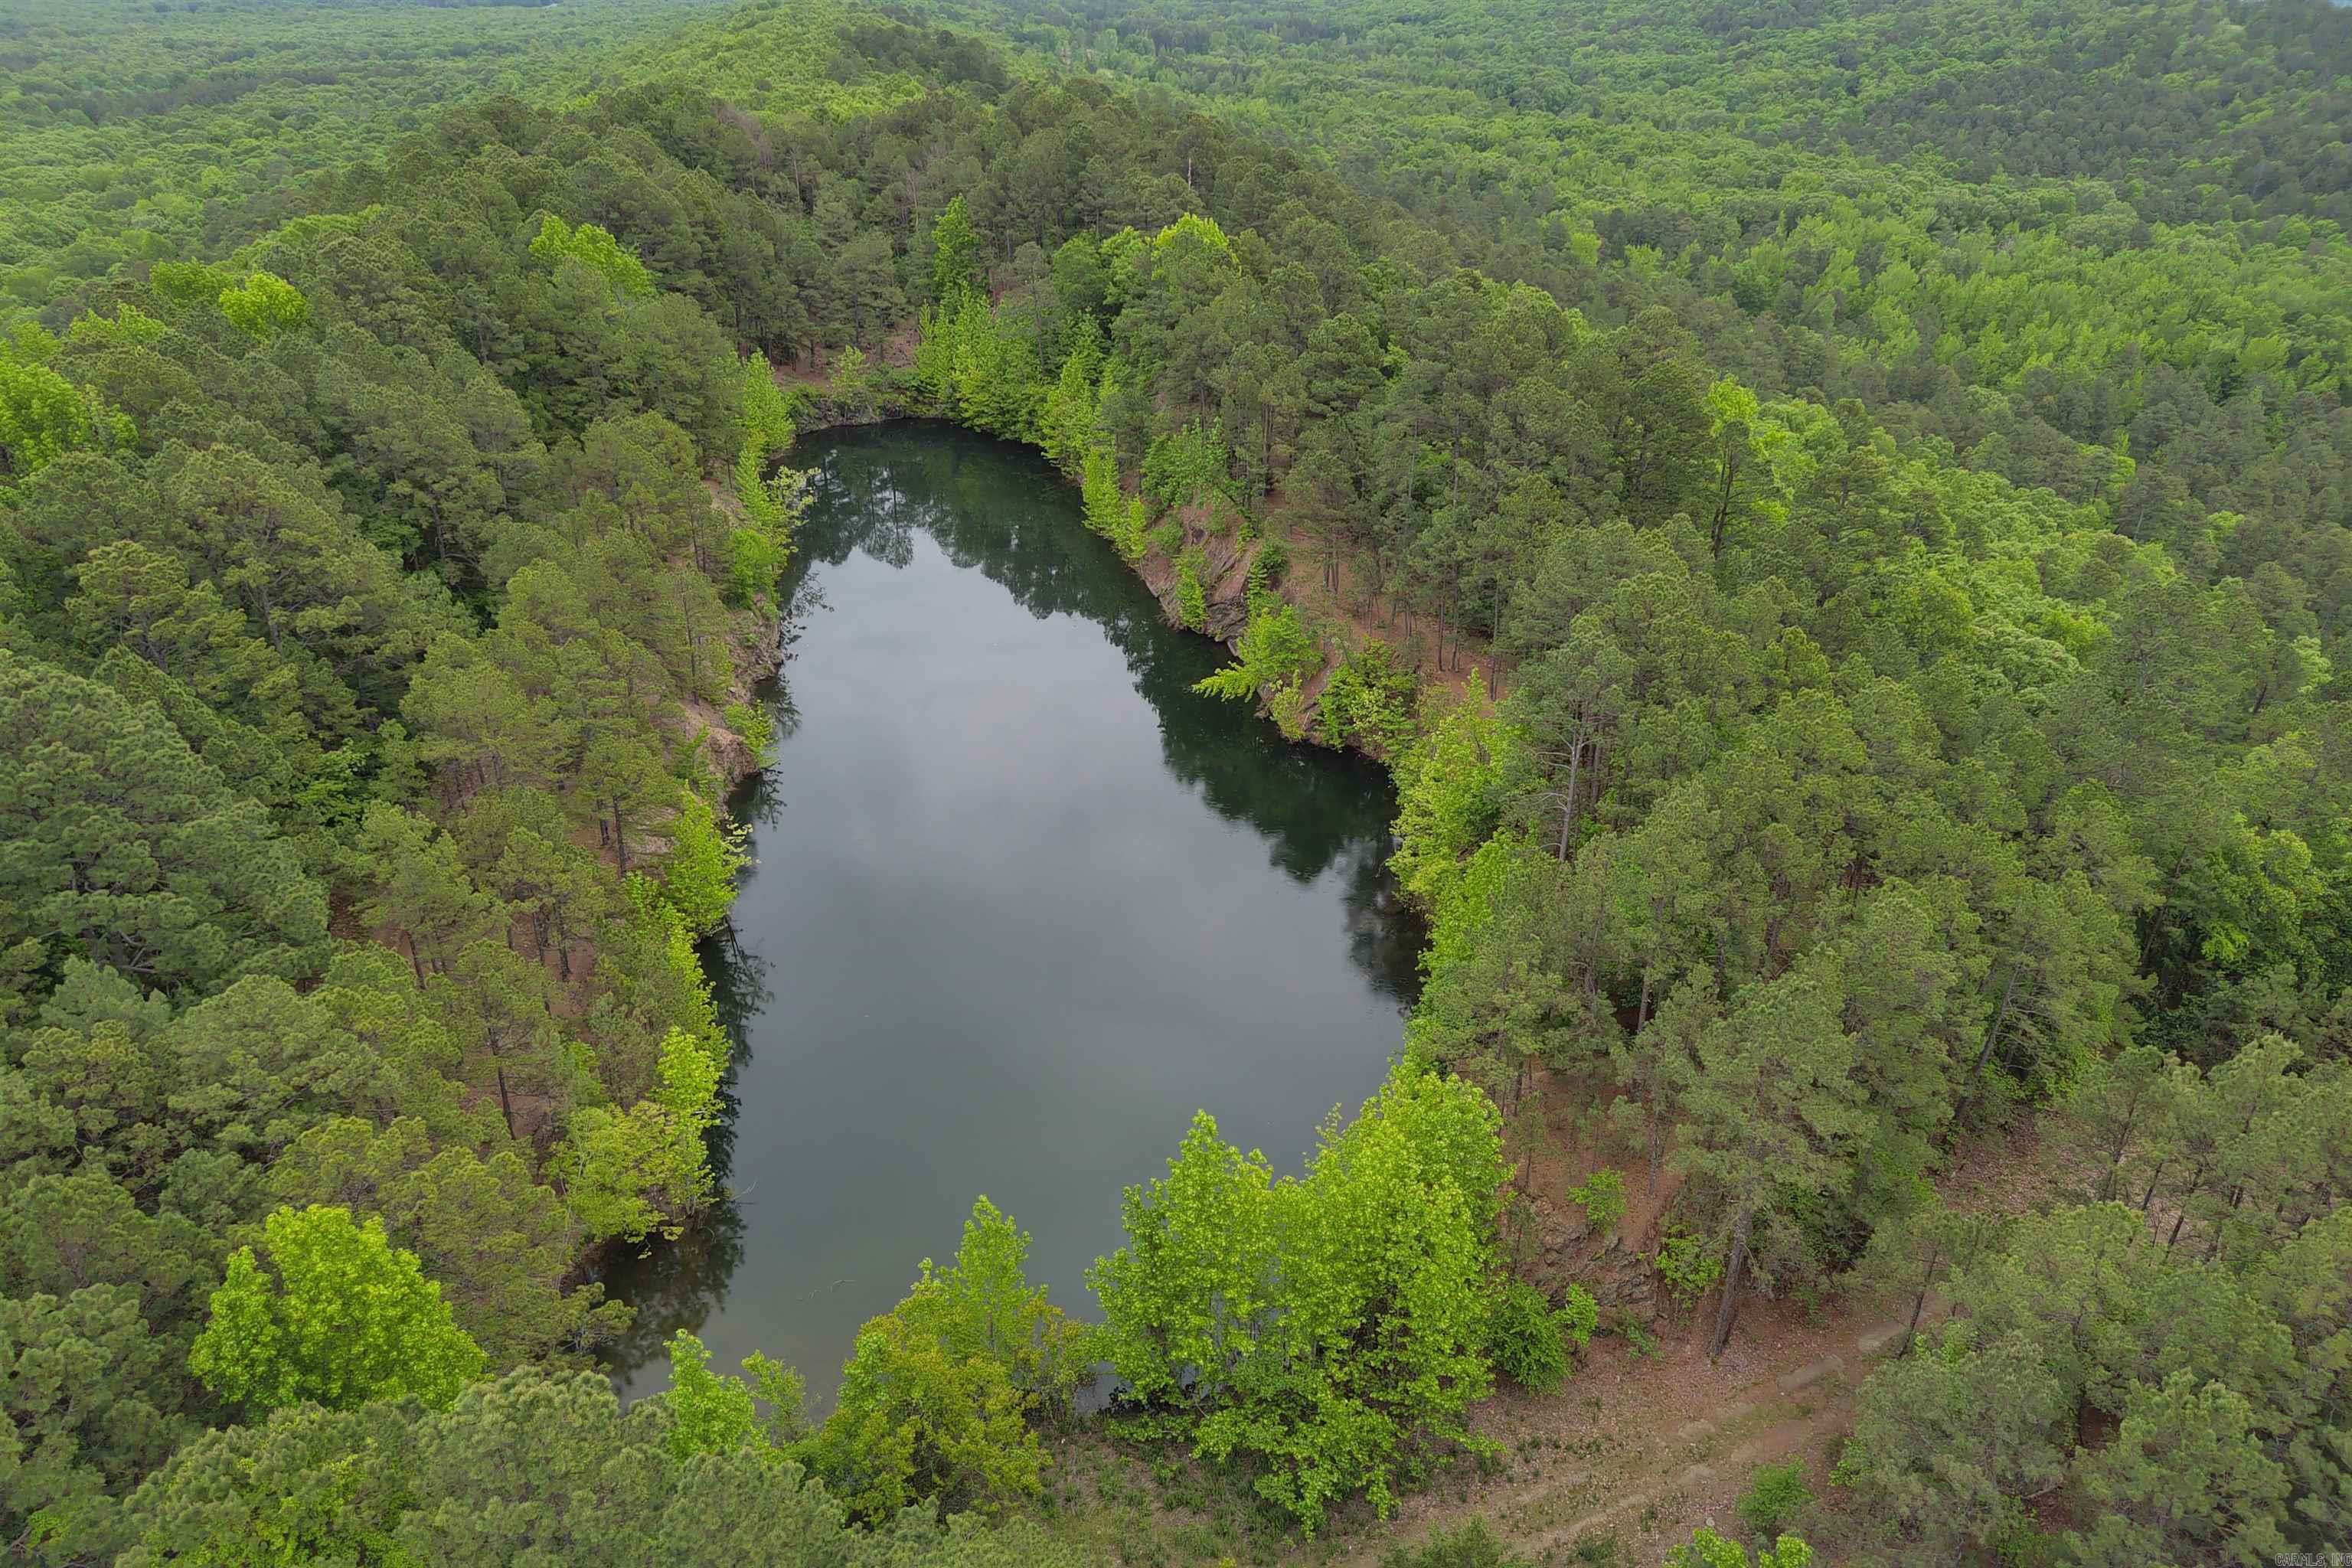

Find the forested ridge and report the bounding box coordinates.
[2,0,2349,1563]
[0,0,753,303]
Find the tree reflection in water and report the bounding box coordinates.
[599,422,1422,1396]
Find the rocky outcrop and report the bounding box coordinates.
[701,718,761,791]
[704,609,788,792]
[1136,501,1259,642]
[1522,1194,1662,1328]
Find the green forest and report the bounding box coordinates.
[1,0,2347,1563]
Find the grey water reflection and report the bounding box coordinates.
[602,423,1421,1401]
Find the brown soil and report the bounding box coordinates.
[775,324,918,390]
[1277,516,1495,713]
[1340,1101,2081,1565]
[701,472,745,520]
[1348,1290,1922,1567]
[1041,1117,2054,1567]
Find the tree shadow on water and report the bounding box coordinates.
[801,423,1416,896]
[605,423,1427,1389]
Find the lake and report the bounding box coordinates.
[603,423,1422,1402]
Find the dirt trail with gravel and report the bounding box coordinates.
[1343,1112,2058,1566]
[1346,1304,1932,1566]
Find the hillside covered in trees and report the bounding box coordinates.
[2,0,2348,1564]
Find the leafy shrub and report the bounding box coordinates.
[1141,419,1231,513]
[1174,549,1208,631]
[662,1328,805,1459]
[724,522,788,606]
[1486,1281,1568,1391]
[1039,327,1104,471]
[1665,1527,1815,1567]
[1736,1459,1815,1539]
[557,1027,724,1243]
[1557,1282,1600,1353]
[1269,679,1311,740]
[1567,1168,1628,1234]
[1655,1223,1724,1308]
[1318,639,1418,756]
[1194,594,1317,704]
[659,789,746,936]
[825,343,877,417]
[912,292,1048,438]
[723,701,775,765]
[726,354,803,599]
[800,1309,1040,1523]
[1080,442,1145,559]
[1381,1519,1532,1567]
[895,1197,1095,1419]
[1485,1279,1596,1392]
[1387,691,1509,905]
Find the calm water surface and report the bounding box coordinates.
[603,424,1421,1400]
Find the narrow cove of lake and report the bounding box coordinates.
[602,423,1423,1402]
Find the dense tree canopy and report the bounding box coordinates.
[2,0,2347,1560]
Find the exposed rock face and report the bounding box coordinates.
[703,723,761,790]
[704,602,791,793]
[1138,502,1257,642]
[1522,1195,1662,1328]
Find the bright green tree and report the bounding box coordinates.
[188,1204,486,1413]
[801,1311,1042,1524]
[929,196,983,305]
[661,789,747,936]
[528,215,654,298]
[800,1196,1083,1521]
[556,1039,720,1246]
[1089,1109,1279,1407]
[1094,1068,1508,1532]
[0,351,121,483]
[893,1197,1093,1416]
[661,1329,805,1460]
[1389,691,1514,908]
[216,272,309,340]
[1664,1527,1813,1568]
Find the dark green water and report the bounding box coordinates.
[603,423,1420,1401]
